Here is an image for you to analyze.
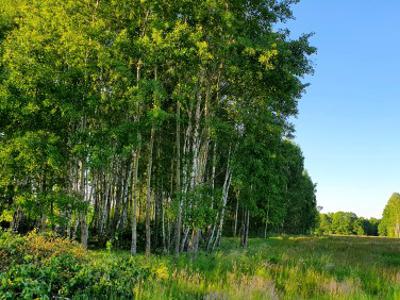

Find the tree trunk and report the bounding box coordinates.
[79,159,89,249]
[213,161,232,250]
[161,192,167,253]
[174,100,182,255]
[11,208,22,233]
[131,150,140,255]
[233,197,239,238]
[145,67,158,256]
[120,161,132,232]
[145,123,155,257]
[264,198,270,239]
[240,209,250,248]
[131,61,142,255]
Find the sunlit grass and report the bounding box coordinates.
[1,232,400,299]
[92,236,400,299]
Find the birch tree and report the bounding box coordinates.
[0,0,318,254]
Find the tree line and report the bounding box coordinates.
[317,193,400,238]
[0,0,318,255]
[316,212,379,236]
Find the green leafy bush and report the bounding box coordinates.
[0,231,154,299]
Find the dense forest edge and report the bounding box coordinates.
[0,0,319,254]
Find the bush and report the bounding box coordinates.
[0,230,27,271]
[0,254,83,300]
[0,231,156,299]
[0,230,86,299]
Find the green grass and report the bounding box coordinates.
[1,232,400,299]
[124,236,400,300]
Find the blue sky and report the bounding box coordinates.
[285,0,400,218]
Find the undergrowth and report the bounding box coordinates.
[1,231,400,299]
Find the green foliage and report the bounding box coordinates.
[316,212,380,237]
[332,212,359,235]
[0,231,156,299]
[317,213,333,235]
[106,240,113,252]
[2,232,400,299]
[379,193,400,238]
[183,184,219,229]
[281,144,318,234]
[0,0,318,253]
[359,217,380,236]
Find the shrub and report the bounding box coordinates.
[0,231,156,299]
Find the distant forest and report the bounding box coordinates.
[316,193,400,238]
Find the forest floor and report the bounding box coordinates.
[1,232,400,299]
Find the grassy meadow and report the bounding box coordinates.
[1,231,400,299]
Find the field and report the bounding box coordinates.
[1,232,400,299]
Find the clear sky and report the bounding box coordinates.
[285,0,400,218]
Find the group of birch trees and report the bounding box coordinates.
[0,0,317,254]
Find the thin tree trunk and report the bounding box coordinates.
[114,163,125,233]
[131,151,140,255]
[206,142,218,250]
[264,198,270,239]
[154,181,162,250]
[240,209,250,248]
[174,100,182,255]
[100,172,110,238]
[145,120,155,256]
[145,67,158,256]
[120,161,132,231]
[213,161,232,250]
[80,158,89,249]
[245,210,250,247]
[131,61,142,255]
[11,208,22,233]
[72,217,79,240]
[181,227,190,252]
[233,196,239,237]
[161,192,167,253]
[207,212,218,251]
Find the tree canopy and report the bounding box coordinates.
[0,0,317,254]
[379,193,400,238]
[316,212,380,237]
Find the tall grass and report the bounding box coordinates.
[1,231,400,299]
[140,236,400,299]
